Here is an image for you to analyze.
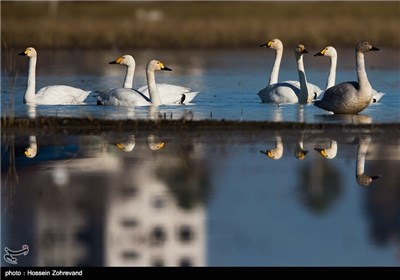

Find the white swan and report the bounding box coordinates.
[96,60,172,106]
[314,46,385,103]
[94,55,199,105]
[258,39,323,104]
[314,41,380,114]
[314,140,338,159]
[19,47,90,105]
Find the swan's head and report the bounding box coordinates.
[147,60,172,72]
[356,174,381,187]
[147,135,165,151]
[115,142,136,152]
[260,38,283,50]
[295,149,308,160]
[314,148,336,159]
[314,46,337,58]
[109,55,135,67]
[19,47,37,58]
[356,41,380,53]
[260,149,282,160]
[24,147,37,158]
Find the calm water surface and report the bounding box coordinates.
[1,48,400,267]
[2,129,400,266]
[2,48,399,123]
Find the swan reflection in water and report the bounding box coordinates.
[24,135,38,158]
[315,135,381,186]
[260,134,308,160]
[112,134,165,152]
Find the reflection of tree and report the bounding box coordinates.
[155,142,211,210]
[364,161,400,247]
[296,156,342,214]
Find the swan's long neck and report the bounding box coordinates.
[326,55,337,89]
[297,54,309,104]
[269,48,282,85]
[146,69,162,106]
[25,56,37,103]
[356,137,370,176]
[29,135,37,150]
[123,64,135,88]
[356,51,372,90]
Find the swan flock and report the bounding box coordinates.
[18,39,384,114]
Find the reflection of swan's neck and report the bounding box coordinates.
[270,135,283,160]
[123,64,135,88]
[25,135,38,158]
[327,54,337,89]
[295,135,308,160]
[296,54,309,104]
[356,51,372,91]
[25,56,37,103]
[269,48,283,85]
[146,69,162,106]
[356,137,370,176]
[326,140,338,159]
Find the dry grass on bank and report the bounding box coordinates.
[2,1,400,49]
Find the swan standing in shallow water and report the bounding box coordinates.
[95,60,172,106]
[19,47,90,105]
[314,41,380,114]
[94,55,199,105]
[314,45,384,103]
[258,39,323,104]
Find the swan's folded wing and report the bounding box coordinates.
[36,85,90,104]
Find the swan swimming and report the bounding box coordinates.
[258,39,323,104]
[95,60,173,106]
[314,41,380,114]
[19,47,90,105]
[314,45,384,103]
[94,55,199,105]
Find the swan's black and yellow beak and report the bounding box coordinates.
[160,63,172,71]
[371,46,380,51]
[109,57,123,64]
[296,150,308,160]
[370,175,381,180]
[302,48,309,54]
[314,49,326,57]
[260,40,273,48]
[314,148,327,158]
[19,50,28,56]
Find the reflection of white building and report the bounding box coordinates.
[105,157,206,267]
[27,136,206,266]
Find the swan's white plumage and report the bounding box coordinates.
[19,47,90,105]
[96,60,177,106]
[258,39,323,104]
[314,45,385,104]
[94,54,199,106]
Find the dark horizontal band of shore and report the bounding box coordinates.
[2,117,400,135]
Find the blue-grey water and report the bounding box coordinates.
[2,48,399,122]
[2,49,400,267]
[1,130,400,266]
